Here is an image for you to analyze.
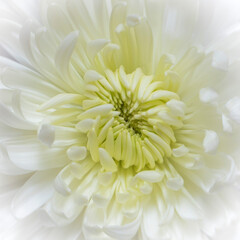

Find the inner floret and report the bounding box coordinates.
[76,66,186,172]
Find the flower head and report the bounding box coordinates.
[0,0,240,239]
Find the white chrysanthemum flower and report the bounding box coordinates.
[0,0,240,239]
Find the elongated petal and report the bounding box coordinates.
[12,169,59,218]
[6,140,68,170]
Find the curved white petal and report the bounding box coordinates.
[37,123,55,147]
[12,169,58,218]
[103,213,141,240]
[203,130,219,153]
[6,140,68,170]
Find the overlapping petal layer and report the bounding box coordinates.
[0,0,240,239]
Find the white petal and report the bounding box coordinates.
[134,18,154,74]
[135,170,164,183]
[212,51,229,71]
[141,204,163,240]
[166,99,186,117]
[206,154,236,183]
[0,144,30,175]
[0,102,35,130]
[54,166,72,196]
[139,182,153,194]
[203,130,219,153]
[19,19,39,64]
[87,129,99,163]
[67,146,87,161]
[126,14,141,27]
[70,159,95,180]
[39,93,82,111]
[47,3,73,36]
[175,193,201,220]
[115,23,125,34]
[98,172,113,186]
[103,214,141,240]
[46,194,83,224]
[92,193,110,208]
[222,114,232,133]
[7,140,68,170]
[172,144,189,157]
[83,204,105,236]
[122,199,140,220]
[87,39,110,60]
[99,148,117,172]
[11,90,24,118]
[38,213,82,240]
[37,123,55,147]
[54,126,85,147]
[166,176,184,191]
[1,68,62,98]
[78,104,113,119]
[76,119,95,133]
[225,96,240,124]
[12,170,58,218]
[0,189,18,233]
[199,87,218,103]
[84,70,103,83]
[55,31,79,77]
[149,90,179,101]
[183,168,217,193]
[109,2,127,36]
[0,121,33,140]
[116,192,130,204]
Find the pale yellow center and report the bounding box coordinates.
[76,66,185,172]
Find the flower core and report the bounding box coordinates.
[75,66,185,172]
